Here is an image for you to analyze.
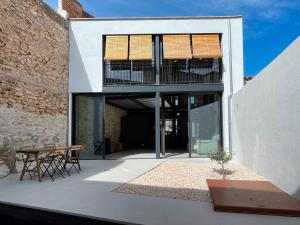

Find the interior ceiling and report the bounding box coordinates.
[107,97,170,110]
[108,99,145,109]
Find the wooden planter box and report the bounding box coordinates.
[111,142,123,153]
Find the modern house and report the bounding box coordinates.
[68,16,244,159]
[1,1,300,224]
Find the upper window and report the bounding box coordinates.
[129,35,153,60]
[104,35,153,61]
[104,35,128,60]
[103,34,223,85]
[191,34,223,58]
[162,35,192,59]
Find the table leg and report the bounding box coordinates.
[20,153,29,181]
[64,150,70,176]
[35,153,42,182]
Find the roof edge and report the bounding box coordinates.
[69,15,243,21]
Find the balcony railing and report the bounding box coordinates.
[103,59,222,85]
[161,59,222,84]
[104,60,156,85]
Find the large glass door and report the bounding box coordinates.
[189,94,222,157]
[73,95,105,159]
[161,95,189,158]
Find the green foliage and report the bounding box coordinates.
[0,143,16,173]
[209,149,232,179]
[209,149,232,165]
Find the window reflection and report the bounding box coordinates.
[190,94,221,156]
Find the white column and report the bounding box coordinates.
[68,93,72,146]
[57,0,68,18]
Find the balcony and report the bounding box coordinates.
[104,60,156,85]
[103,58,222,85]
[161,58,222,84]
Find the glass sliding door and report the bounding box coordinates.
[189,94,222,157]
[73,95,105,159]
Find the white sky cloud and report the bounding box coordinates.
[162,0,299,21]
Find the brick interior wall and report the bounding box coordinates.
[105,104,127,144]
[0,0,69,151]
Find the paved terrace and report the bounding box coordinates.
[0,157,299,225]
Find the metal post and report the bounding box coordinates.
[155,91,160,159]
[130,61,132,85]
[161,96,165,156]
[102,96,106,160]
[155,35,160,85]
[188,95,192,158]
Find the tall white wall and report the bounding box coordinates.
[232,36,300,199]
[69,17,244,152]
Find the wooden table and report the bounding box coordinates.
[16,146,71,182]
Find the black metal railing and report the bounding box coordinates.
[104,60,156,85]
[104,59,222,85]
[160,58,222,84]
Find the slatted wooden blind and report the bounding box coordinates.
[104,35,128,60]
[192,34,223,58]
[129,35,153,60]
[163,35,192,59]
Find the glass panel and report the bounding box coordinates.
[161,95,188,157]
[104,60,155,85]
[190,94,222,157]
[74,95,104,159]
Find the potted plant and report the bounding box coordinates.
[0,143,16,178]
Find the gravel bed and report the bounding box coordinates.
[114,161,266,202]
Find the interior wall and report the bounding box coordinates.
[105,104,126,143]
[232,36,300,199]
[121,113,155,149]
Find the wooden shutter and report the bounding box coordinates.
[129,35,152,60]
[104,35,128,60]
[163,35,192,59]
[192,34,223,58]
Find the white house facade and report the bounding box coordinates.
[68,16,244,159]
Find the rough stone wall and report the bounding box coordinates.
[105,104,126,143]
[62,0,93,18]
[0,0,69,152]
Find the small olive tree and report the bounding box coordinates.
[0,143,16,176]
[209,149,232,179]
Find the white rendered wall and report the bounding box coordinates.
[232,36,300,199]
[69,17,244,152]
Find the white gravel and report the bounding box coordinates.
[114,161,266,202]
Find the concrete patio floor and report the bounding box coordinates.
[0,158,299,225]
[106,148,199,160]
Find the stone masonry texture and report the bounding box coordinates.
[0,0,69,154]
[105,104,126,143]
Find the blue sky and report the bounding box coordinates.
[45,0,300,76]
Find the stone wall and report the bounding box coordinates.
[105,104,126,143]
[0,0,69,153]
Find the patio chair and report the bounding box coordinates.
[39,144,57,181]
[51,146,70,178]
[64,145,82,174]
[94,141,104,156]
[19,145,36,180]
